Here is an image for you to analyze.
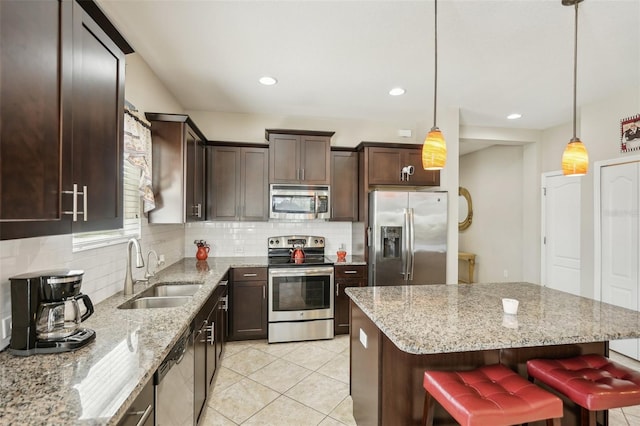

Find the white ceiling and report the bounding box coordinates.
[98,0,639,135]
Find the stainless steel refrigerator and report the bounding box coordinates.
[369,190,447,286]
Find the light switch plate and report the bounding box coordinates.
[359,328,368,349]
[1,317,11,340]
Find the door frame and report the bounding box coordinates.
[593,154,640,301]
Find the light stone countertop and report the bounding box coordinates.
[0,256,268,426]
[345,282,640,355]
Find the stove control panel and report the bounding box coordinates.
[268,235,325,249]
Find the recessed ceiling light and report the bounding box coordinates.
[389,87,406,96]
[259,76,277,86]
[507,113,522,120]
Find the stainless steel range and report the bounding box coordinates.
[267,235,334,343]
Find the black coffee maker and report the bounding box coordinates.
[9,269,96,356]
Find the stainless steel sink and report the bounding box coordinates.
[118,296,193,310]
[145,283,202,297]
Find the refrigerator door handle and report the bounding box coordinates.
[408,208,415,280]
[402,208,409,279]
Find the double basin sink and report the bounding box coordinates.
[118,282,202,309]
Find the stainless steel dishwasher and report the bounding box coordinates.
[155,326,194,425]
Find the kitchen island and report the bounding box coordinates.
[346,282,640,426]
[0,257,267,425]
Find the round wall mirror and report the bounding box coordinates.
[458,186,473,231]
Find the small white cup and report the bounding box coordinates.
[502,313,518,329]
[502,298,519,315]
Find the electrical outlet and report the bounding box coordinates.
[503,269,509,278]
[2,317,11,340]
[234,247,244,255]
[157,254,165,265]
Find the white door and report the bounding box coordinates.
[601,162,640,359]
[541,173,582,296]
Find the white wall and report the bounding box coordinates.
[0,53,185,350]
[540,88,640,298]
[459,145,527,282]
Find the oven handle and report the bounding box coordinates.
[268,267,334,278]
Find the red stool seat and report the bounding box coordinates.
[422,364,563,426]
[527,354,640,411]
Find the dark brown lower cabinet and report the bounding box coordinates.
[334,265,367,335]
[195,279,228,425]
[228,267,268,340]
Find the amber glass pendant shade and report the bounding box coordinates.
[422,128,447,170]
[561,138,588,176]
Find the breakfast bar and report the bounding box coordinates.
[346,282,640,425]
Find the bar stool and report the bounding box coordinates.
[527,354,640,426]
[422,364,563,426]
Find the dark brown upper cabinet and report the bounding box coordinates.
[207,143,269,221]
[145,114,207,224]
[357,142,440,223]
[331,148,358,221]
[266,129,334,185]
[0,0,126,240]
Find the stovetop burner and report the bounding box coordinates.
[267,235,333,267]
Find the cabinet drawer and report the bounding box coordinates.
[232,267,267,281]
[335,265,366,279]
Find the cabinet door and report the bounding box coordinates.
[71,3,124,233]
[186,126,205,222]
[241,147,269,220]
[405,150,440,186]
[194,321,207,424]
[367,148,403,185]
[208,146,241,220]
[331,151,358,221]
[300,136,331,184]
[269,134,300,183]
[215,288,228,370]
[230,281,268,339]
[0,0,72,239]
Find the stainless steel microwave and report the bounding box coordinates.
[270,184,330,220]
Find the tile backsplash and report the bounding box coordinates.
[184,221,353,257]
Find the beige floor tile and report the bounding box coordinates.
[317,353,350,384]
[609,408,629,426]
[249,358,313,393]
[310,335,350,354]
[243,395,326,426]
[328,396,357,426]
[285,372,350,415]
[208,378,280,424]
[318,417,347,426]
[213,366,244,391]
[223,340,259,358]
[222,347,278,376]
[200,406,238,426]
[281,344,339,371]
[250,340,305,358]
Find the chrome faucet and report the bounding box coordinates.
[124,238,145,296]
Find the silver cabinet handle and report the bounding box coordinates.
[301,168,305,180]
[62,184,87,221]
[220,280,228,286]
[243,273,257,277]
[336,282,340,296]
[263,285,266,299]
[344,270,358,274]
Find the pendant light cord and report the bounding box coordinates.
[433,0,438,129]
[572,1,578,139]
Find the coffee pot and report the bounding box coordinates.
[36,294,94,340]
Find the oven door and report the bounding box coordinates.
[268,266,334,322]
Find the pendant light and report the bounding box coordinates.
[422,0,446,170]
[561,0,589,176]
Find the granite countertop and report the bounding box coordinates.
[0,256,268,426]
[325,254,366,266]
[345,282,640,355]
